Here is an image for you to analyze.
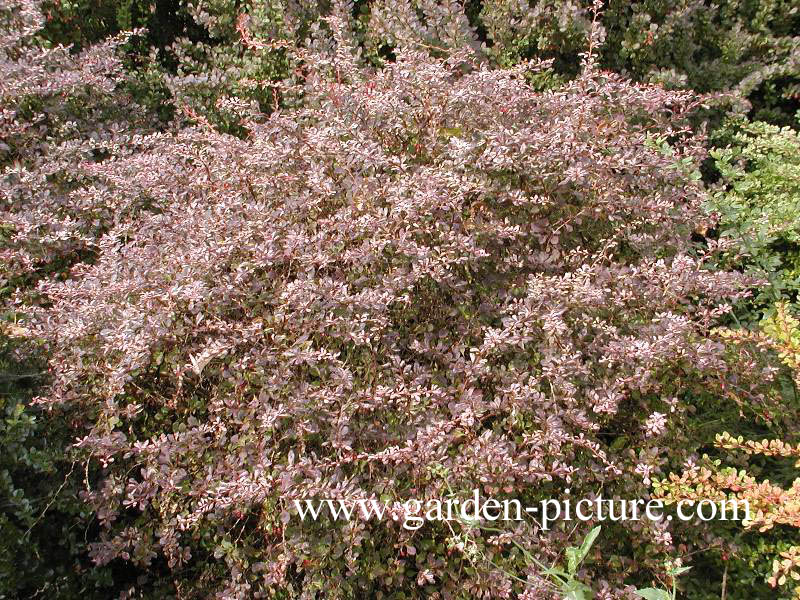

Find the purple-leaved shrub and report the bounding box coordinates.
[0,0,159,298]
[2,3,784,598]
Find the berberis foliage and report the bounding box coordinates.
[1,0,798,599]
[0,0,782,597]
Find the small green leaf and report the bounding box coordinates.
[562,580,592,600]
[577,525,601,564]
[634,588,672,600]
[566,546,578,575]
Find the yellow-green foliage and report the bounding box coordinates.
[656,302,800,598]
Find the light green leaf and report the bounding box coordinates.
[577,526,601,564]
[566,546,579,575]
[634,588,672,600]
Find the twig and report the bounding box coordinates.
[721,562,728,600]
[24,459,77,537]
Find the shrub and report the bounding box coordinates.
[705,120,800,317]
[4,6,786,596]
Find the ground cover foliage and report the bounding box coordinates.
[1,0,800,598]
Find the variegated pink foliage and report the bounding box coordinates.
[1,3,780,599]
[0,0,156,290]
